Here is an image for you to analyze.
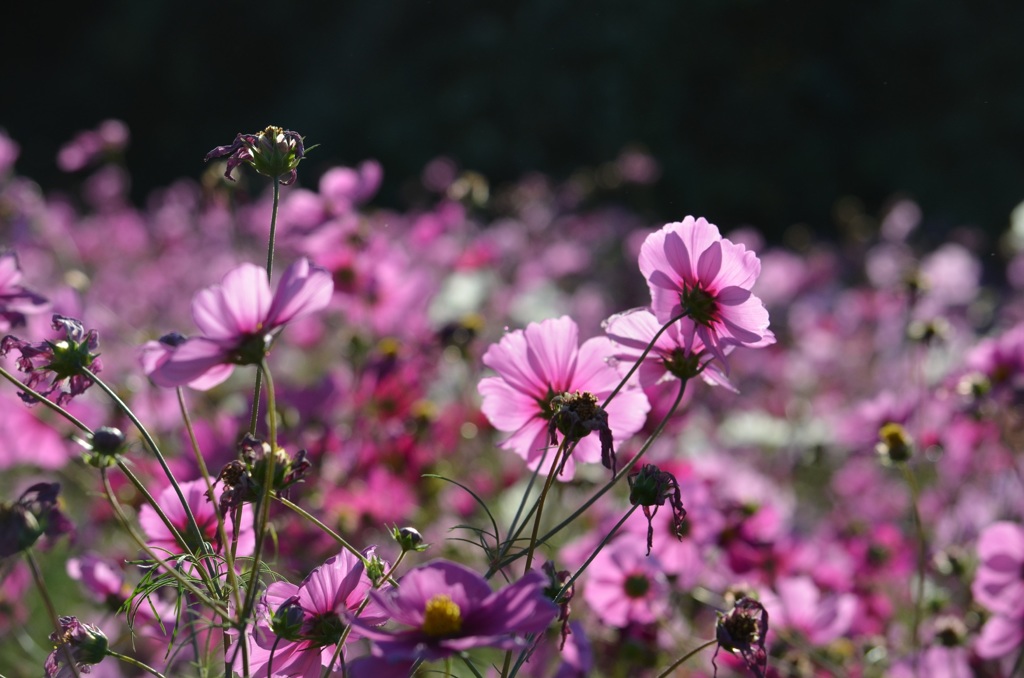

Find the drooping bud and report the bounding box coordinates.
[0,483,73,558]
[628,464,687,556]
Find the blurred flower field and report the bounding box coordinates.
[1,122,1023,677]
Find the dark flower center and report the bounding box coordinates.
[232,332,270,366]
[624,573,651,598]
[307,611,346,646]
[680,284,718,326]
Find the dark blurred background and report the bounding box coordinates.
[3,0,1023,240]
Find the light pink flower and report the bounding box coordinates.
[603,307,735,391]
[758,576,857,646]
[971,521,1024,618]
[582,539,670,627]
[141,258,333,389]
[638,216,773,365]
[478,316,650,479]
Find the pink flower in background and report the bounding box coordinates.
[582,539,670,627]
[478,316,650,479]
[0,251,48,331]
[139,479,254,557]
[349,559,557,675]
[758,576,858,646]
[970,521,1024,616]
[638,216,773,365]
[141,258,333,389]
[243,550,385,678]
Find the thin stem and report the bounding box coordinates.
[26,550,82,678]
[901,463,927,668]
[177,387,241,614]
[275,495,372,569]
[523,437,571,574]
[0,364,92,433]
[238,361,280,670]
[656,638,717,678]
[248,176,282,435]
[84,368,206,566]
[106,650,168,678]
[100,470,228,615]
[556,504,640,603]
[495,378,688,572]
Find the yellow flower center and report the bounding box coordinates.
[422,594,463,637]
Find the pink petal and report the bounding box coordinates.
[192,263,272,339]
[148,338,233,389]
[523,316,578,393]
[266,258,334,328]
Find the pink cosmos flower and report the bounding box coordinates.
[0,251,48,331]
[478,316,650,479]
[638,216,773,365]
[242,549,385,678]
[971,521,1024,617]
[603,307,735,391]
[141,258,333,389]
[138,478,254,558]
[348,559,557,676]
[758,576,858,646]
[582,539,670,628]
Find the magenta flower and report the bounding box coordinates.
[638,216,773,364]
[478,316,650,479]
[972,521,1024,660]
[242,550,385,678]
[0,251,48,331]
[141,258,333,389]
[349,560,557,672]
[138,478,254,557]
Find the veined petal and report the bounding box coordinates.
[266,258,334,328]
[193,263,273,339]
[147,338,233,389]
[523,316,578,393]
[478,377,543,432]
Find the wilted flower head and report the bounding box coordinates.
[1,315,101,405]
[0,482,73,558]
[45,616,108,677]
[714,597,768,678]
[628,464,687,556]
[547,390,615,474]
[0,251,49,332]
[215,434,310,516]
[205,125,308,185]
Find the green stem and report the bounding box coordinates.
[106,650,168,678]
[26,550,83,678]
[275,495,372,570]
[656,638,717,678]
[556,504,639,603]
[84,368,206,566]
[248,176,282,436]
[238,361,280,672]
[0,364,92,433]
[523,437,572,574]
[901,463,927,663]
[496,378,688,572]
[100,470,228,615]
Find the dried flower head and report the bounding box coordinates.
[205,125,309,185]
[1,315,101,405]
[714,596,768,678]
[548,390,616,474]
[215,434,310,516]
[0,482,73,558]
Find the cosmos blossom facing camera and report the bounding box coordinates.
[140,258,333,389]
[478,316,650,479]
[638,216,774,366]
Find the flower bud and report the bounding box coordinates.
[393,526,428,553]
[45,616,108,677]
